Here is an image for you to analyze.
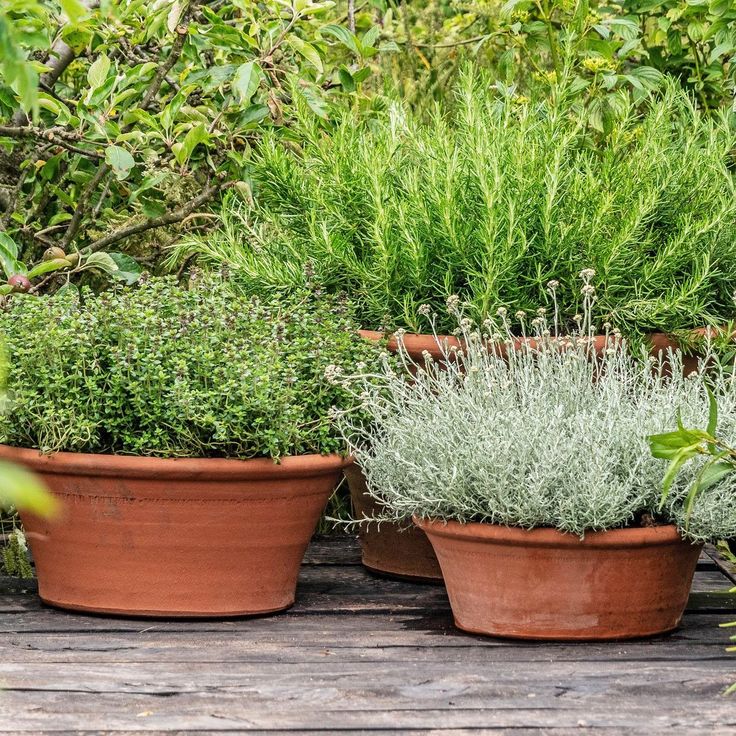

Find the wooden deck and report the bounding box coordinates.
[0,534,735,735]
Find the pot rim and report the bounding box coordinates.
[0,444,350,480]
[360,328,720,351]
[412,517,693,549]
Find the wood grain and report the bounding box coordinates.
[0,534,734,734]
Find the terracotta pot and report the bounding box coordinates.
[1,445,348,617]
[360,328,714,376]
[647,328,726,376]
[415,518,702,640]
[344,463,442,582]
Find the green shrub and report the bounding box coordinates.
[341,308,736,542]
[0,1,383,295]
[0,277,377,458]
[173,76,736,335]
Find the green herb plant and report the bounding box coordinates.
[338,290,736,541]
[0,338,58,578]
[171,75,736,336]
[0,275,378,458]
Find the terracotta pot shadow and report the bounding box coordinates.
[2,445,348,618]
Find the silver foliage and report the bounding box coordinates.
[344,323,736,541]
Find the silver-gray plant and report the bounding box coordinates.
[343,305,736,541]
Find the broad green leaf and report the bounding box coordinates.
[709,0,731,14]
[362,26,380,49]
[232,61,261,104]
[240,103,270,126]
[0,232,19,261]
[27,259,69,279]
[87,53,110,92]
[105,145,135,180]
[659,446,701,504]
[706,386,718,438]
[288,36,324,73]
[0,232,20,278]
[175,122,209,165]
[59,0,88,22]
[709,41,734,64]
[300,85,328,118]
[684,456,736,523]
[83,252,119,274]
[0,460,59,517]
[167,0,182,32]
[320,24,361,55]
[107,253,142,284]
[338,66,355,92]
[628,66,665,88]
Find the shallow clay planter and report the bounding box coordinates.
[344,463,442,583]
[360,328,710,375]
[1,445,348,617]
[415,518,702,640]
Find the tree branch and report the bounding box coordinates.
[139,0,200,111]
[61,165,109,250]
[87,181,225,253]
[347,0,356,33]
[0,126,104,159]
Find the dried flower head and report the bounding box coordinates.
[579,268,596,281]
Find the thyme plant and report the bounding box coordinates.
[171,75,736,335]
[0,276,377,459]
[342,296,736,542]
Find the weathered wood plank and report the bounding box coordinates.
[0,534,734,734]
[0,562,732,617]
[1,666,735,733]
[3,633,734,666]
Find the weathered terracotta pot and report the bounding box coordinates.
[415,518,702,640]
[360,328,711,375]
[344,463,442,582]
[1,445,348,617]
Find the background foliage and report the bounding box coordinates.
[0,0,382,293]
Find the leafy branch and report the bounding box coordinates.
[649,389,736,522]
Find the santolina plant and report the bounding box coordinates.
[340,297,736,543]
[0,276,378,459]
[171,74,736,335]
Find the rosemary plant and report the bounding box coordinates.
[340,291,736,542]
[171,74,736,335]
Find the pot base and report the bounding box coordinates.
[38,596,295,619]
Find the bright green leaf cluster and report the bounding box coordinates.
[0,276,379,458]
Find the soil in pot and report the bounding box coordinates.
[345,463,442,583]
[415,518,701,640]
[3,446,348,618]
